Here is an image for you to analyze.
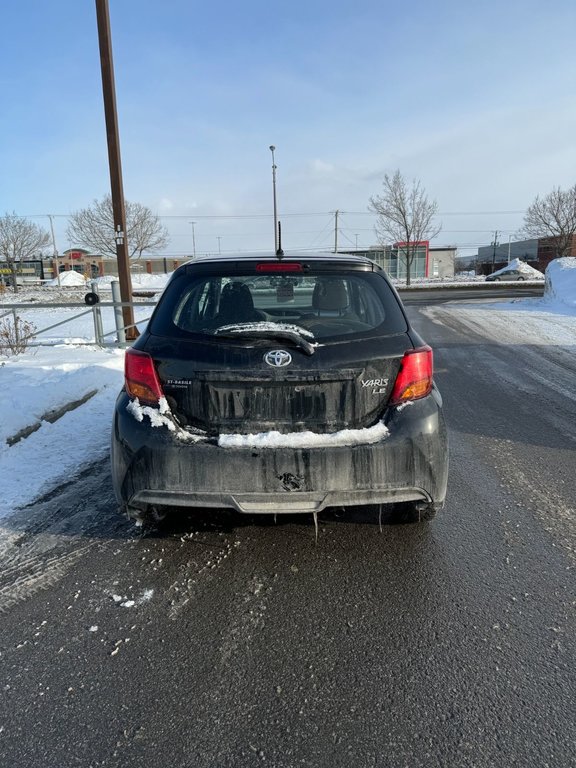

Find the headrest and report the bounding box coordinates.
[220,281,255,311]
[312,280,348,311]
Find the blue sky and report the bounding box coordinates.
[1,0,576,258]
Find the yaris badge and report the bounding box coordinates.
[264,350,292,368]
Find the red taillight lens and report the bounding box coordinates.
[125,349,164,405]
[389,346,433,405]
[256,263,303,272]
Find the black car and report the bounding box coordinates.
[111,252,448,525]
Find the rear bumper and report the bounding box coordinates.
[111,390,448,515]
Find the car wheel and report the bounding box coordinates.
[517,276,525,281]
[493,277,501,281]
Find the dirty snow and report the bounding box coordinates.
[0,259,574,523]
[218,420,390,449]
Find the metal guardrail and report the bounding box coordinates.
[0,280,157,349]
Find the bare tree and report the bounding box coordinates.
[369,170,441,285]
[518,185,576,259]
[0,213,51,294]
[66,195,170,259]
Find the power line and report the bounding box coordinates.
[8,209,526,220]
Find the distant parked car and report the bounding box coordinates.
[111,252,449,526]
[486,264,544,281]
[486,269,527,282]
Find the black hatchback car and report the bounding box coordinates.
[111,252,448,524]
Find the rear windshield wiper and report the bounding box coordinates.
[214,323,316,356]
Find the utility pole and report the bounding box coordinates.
[491,230,499,272]
[95,0,136,339]
[47,214,61,287]
[334,210,339,253]
[189,221,197,258]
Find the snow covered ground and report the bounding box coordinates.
[0,259,574,522]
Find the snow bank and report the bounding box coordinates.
[45,270,86,287]
[0,345,125,520]
[93,272,171,291]
[544,257,576,308]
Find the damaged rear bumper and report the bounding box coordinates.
[111,389,448,515]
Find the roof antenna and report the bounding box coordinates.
[270,145,282,255]
[276,221,284,259]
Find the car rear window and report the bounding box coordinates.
[149,269,408,340]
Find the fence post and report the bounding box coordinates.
[90,280,105,346]
[12,309,20,344]
[110,280,126,346]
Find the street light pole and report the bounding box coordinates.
[270,145,278,253]
[189,221,197,258]
[47,214,61,287]
[334,210,339,253]
[217,236,221,255]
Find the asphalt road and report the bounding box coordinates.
[0,292,575,768]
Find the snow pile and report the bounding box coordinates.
[132,273,171,290]
[544,257,576,307]
[0,354,121,446]
[94,272,171,291]
[45,270,87,287]
[491,258,544,279]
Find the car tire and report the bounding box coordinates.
[517,277,525,281]
[493,277,501,281]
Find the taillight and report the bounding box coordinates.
[256,263,303,272]
[124,349,164,405]
[389,346,433,405]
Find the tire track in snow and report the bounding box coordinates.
[0,458,128,613]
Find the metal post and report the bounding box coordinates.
[111,279,126,345]
[12,309,19,345]
[334,210,339,253]
[90,280,104,346]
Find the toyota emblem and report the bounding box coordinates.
[264,350,292,368]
